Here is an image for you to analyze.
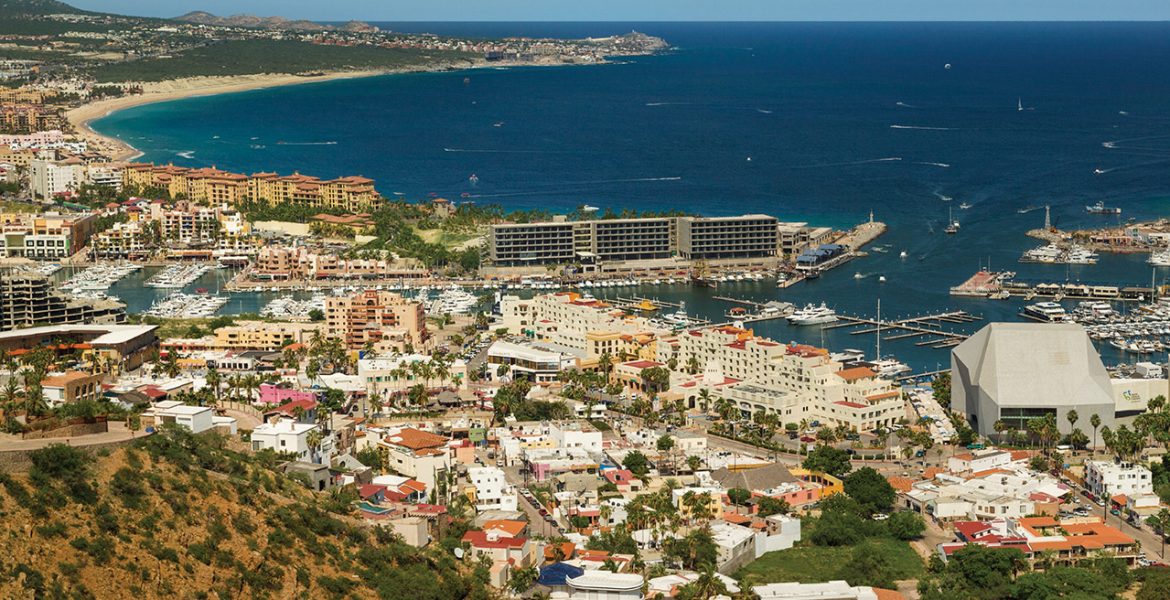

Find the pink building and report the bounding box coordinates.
[259,384,317,405]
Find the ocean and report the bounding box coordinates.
[91,22,1170,370]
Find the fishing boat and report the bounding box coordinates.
[944,207,959,234]
[1086,201,1121,215]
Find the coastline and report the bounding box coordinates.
[66,57,622,163]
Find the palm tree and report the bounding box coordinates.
[1090,413,1101,454]
[681,565,729,600]
[698,388,712,413]
[1066,409,1079,440]
[306,429,323,462]
[994,419,1007,444]
[205,365,222,404]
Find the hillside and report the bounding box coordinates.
[0,428,490,599]
[175,11,378,32]
[0,0,89,16]
[91,39,476,83]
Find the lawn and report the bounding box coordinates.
[735,537,924,585]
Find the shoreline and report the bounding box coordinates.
[66,57,620,163]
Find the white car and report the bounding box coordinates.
[872,513,890,521]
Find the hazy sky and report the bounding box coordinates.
[68,0,1170,22]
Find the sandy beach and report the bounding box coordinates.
[66,69,418,162]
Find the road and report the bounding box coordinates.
[0,420,149,451]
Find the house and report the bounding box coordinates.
[602,469,642,492]
[564,571,644,600]
[754,513,802,558]
[40,371,101,407]
[468,467,519,512]
[710,521,757,571]
[754,581,886,600]
[462,529,541,586]
[388,516,430,547]
[262,397,318,423]
[482,519,527,538]
[379,426,452,489]
[251,417,319,462]
[941,516,1140,567]
[359,484,387,504]
[1085,460,1154,499]
[142,400,216,434]
[283,461,333,491]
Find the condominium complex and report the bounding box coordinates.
[0,270,125,329]
[29,156,122,200]
[500,292,668,357]
[0,324,157,374]
[661,326,905,431]
[0,212,97,259]
[484,214,782,268]
[252,246,425,281]
[123,163,382,212]
[325,290,427,351]
[161,321,328,353]
[0,103,62,134]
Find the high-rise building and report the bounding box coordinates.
[325,290,427,351]
[0,270,125,329]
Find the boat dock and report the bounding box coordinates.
[824,311,981,349]
[950,270,1157,302]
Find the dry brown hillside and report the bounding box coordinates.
[0,428,495,600]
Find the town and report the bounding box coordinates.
[2,2,1170,600]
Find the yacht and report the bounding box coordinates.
[1021,302,1068,323]
[830,348,866,364]
[870,358,912,379]
[1021,244,1063,263]
[943,207,959,234]
[662,301,690,325]
[1065,246,1099,265]
[786,303,838,326]
[1148,249,1170,267]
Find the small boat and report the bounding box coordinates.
[959,202,972,210]
[944,207,959,234]
[878,276,887,283]
[899,250,908,259]
[1017,97,1023,112]
[854,272,864,279]
[469,174,479,185]
[1086,201,1121,215]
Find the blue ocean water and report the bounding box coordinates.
[92,22,1170,370]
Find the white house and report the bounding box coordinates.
[143,400,214,434]
[468,466,519,512]
[755,581,879,600]
[251,417,319,462]
[1085,460,1154,499]
[564,572,644,600]
[549,422,603,453]
[754,513,802,558]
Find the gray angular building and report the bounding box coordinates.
[952,323,1116,437]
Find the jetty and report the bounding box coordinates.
[823,310,982,349]
[950,269,1157,302]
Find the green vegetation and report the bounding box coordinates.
[842,467,895,514]
[92,39,475,82]
[802,444,853,478]
[736,537,923,586]
[919,546,1133,600]
[0,428,493,599]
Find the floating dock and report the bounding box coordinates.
[950,270,1157,302]
[823,311,981,349]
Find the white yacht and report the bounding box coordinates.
[1148,249,1170,267]
[870,358,913,379]
[786,303,838,326]
[830,348,866,364]
[1021,302,1068,323]
[1021,244,1063,263]
[662,301,690,325]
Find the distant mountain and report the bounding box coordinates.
[175,11,378,33]
[0,0,90,15]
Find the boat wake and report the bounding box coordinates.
[934,192,953,202]
[1102,134,1170,150]
[786,157,903,169]
[915,161,951,168]
[443,147,576,154]
[176,150,195,159]
[756,109,773,114]
[890,124,955,131]
[645,102,692,107]
[277,141,338,146]
[895,101,918,108]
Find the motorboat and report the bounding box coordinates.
[786,303,838,326]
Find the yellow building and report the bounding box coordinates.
[124,163,381,212]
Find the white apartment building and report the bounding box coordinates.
[29,156,84,199]
[467,466,519,512]
[670,327,904,431]
[904,467,1069,521]
[486,340,580,382]
[1085,460,1154,499]
[549,422,603,453]
[251,417,320,463]
[521,292,668,355]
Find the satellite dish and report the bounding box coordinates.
[453,547,465,559]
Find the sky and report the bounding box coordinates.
[68,0,1170,22]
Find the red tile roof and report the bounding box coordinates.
[837,367,877,381]
[462,530,528,549]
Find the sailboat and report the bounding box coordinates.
[944,206,959,234]
[1017,97,1023,112]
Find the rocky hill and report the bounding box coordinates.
[175,11,378,33]
[0,0,90,16]
[0,428,485,599]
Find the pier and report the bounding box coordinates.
[823,311,981,349]
[950,270,1157,302]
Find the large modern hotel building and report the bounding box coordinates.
[485,214,819,270]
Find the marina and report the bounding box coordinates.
[144,292,229,318]
[145,263,216,289]
[259,294,327,321]
[821,310,982,349]
[59,262,141,291]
